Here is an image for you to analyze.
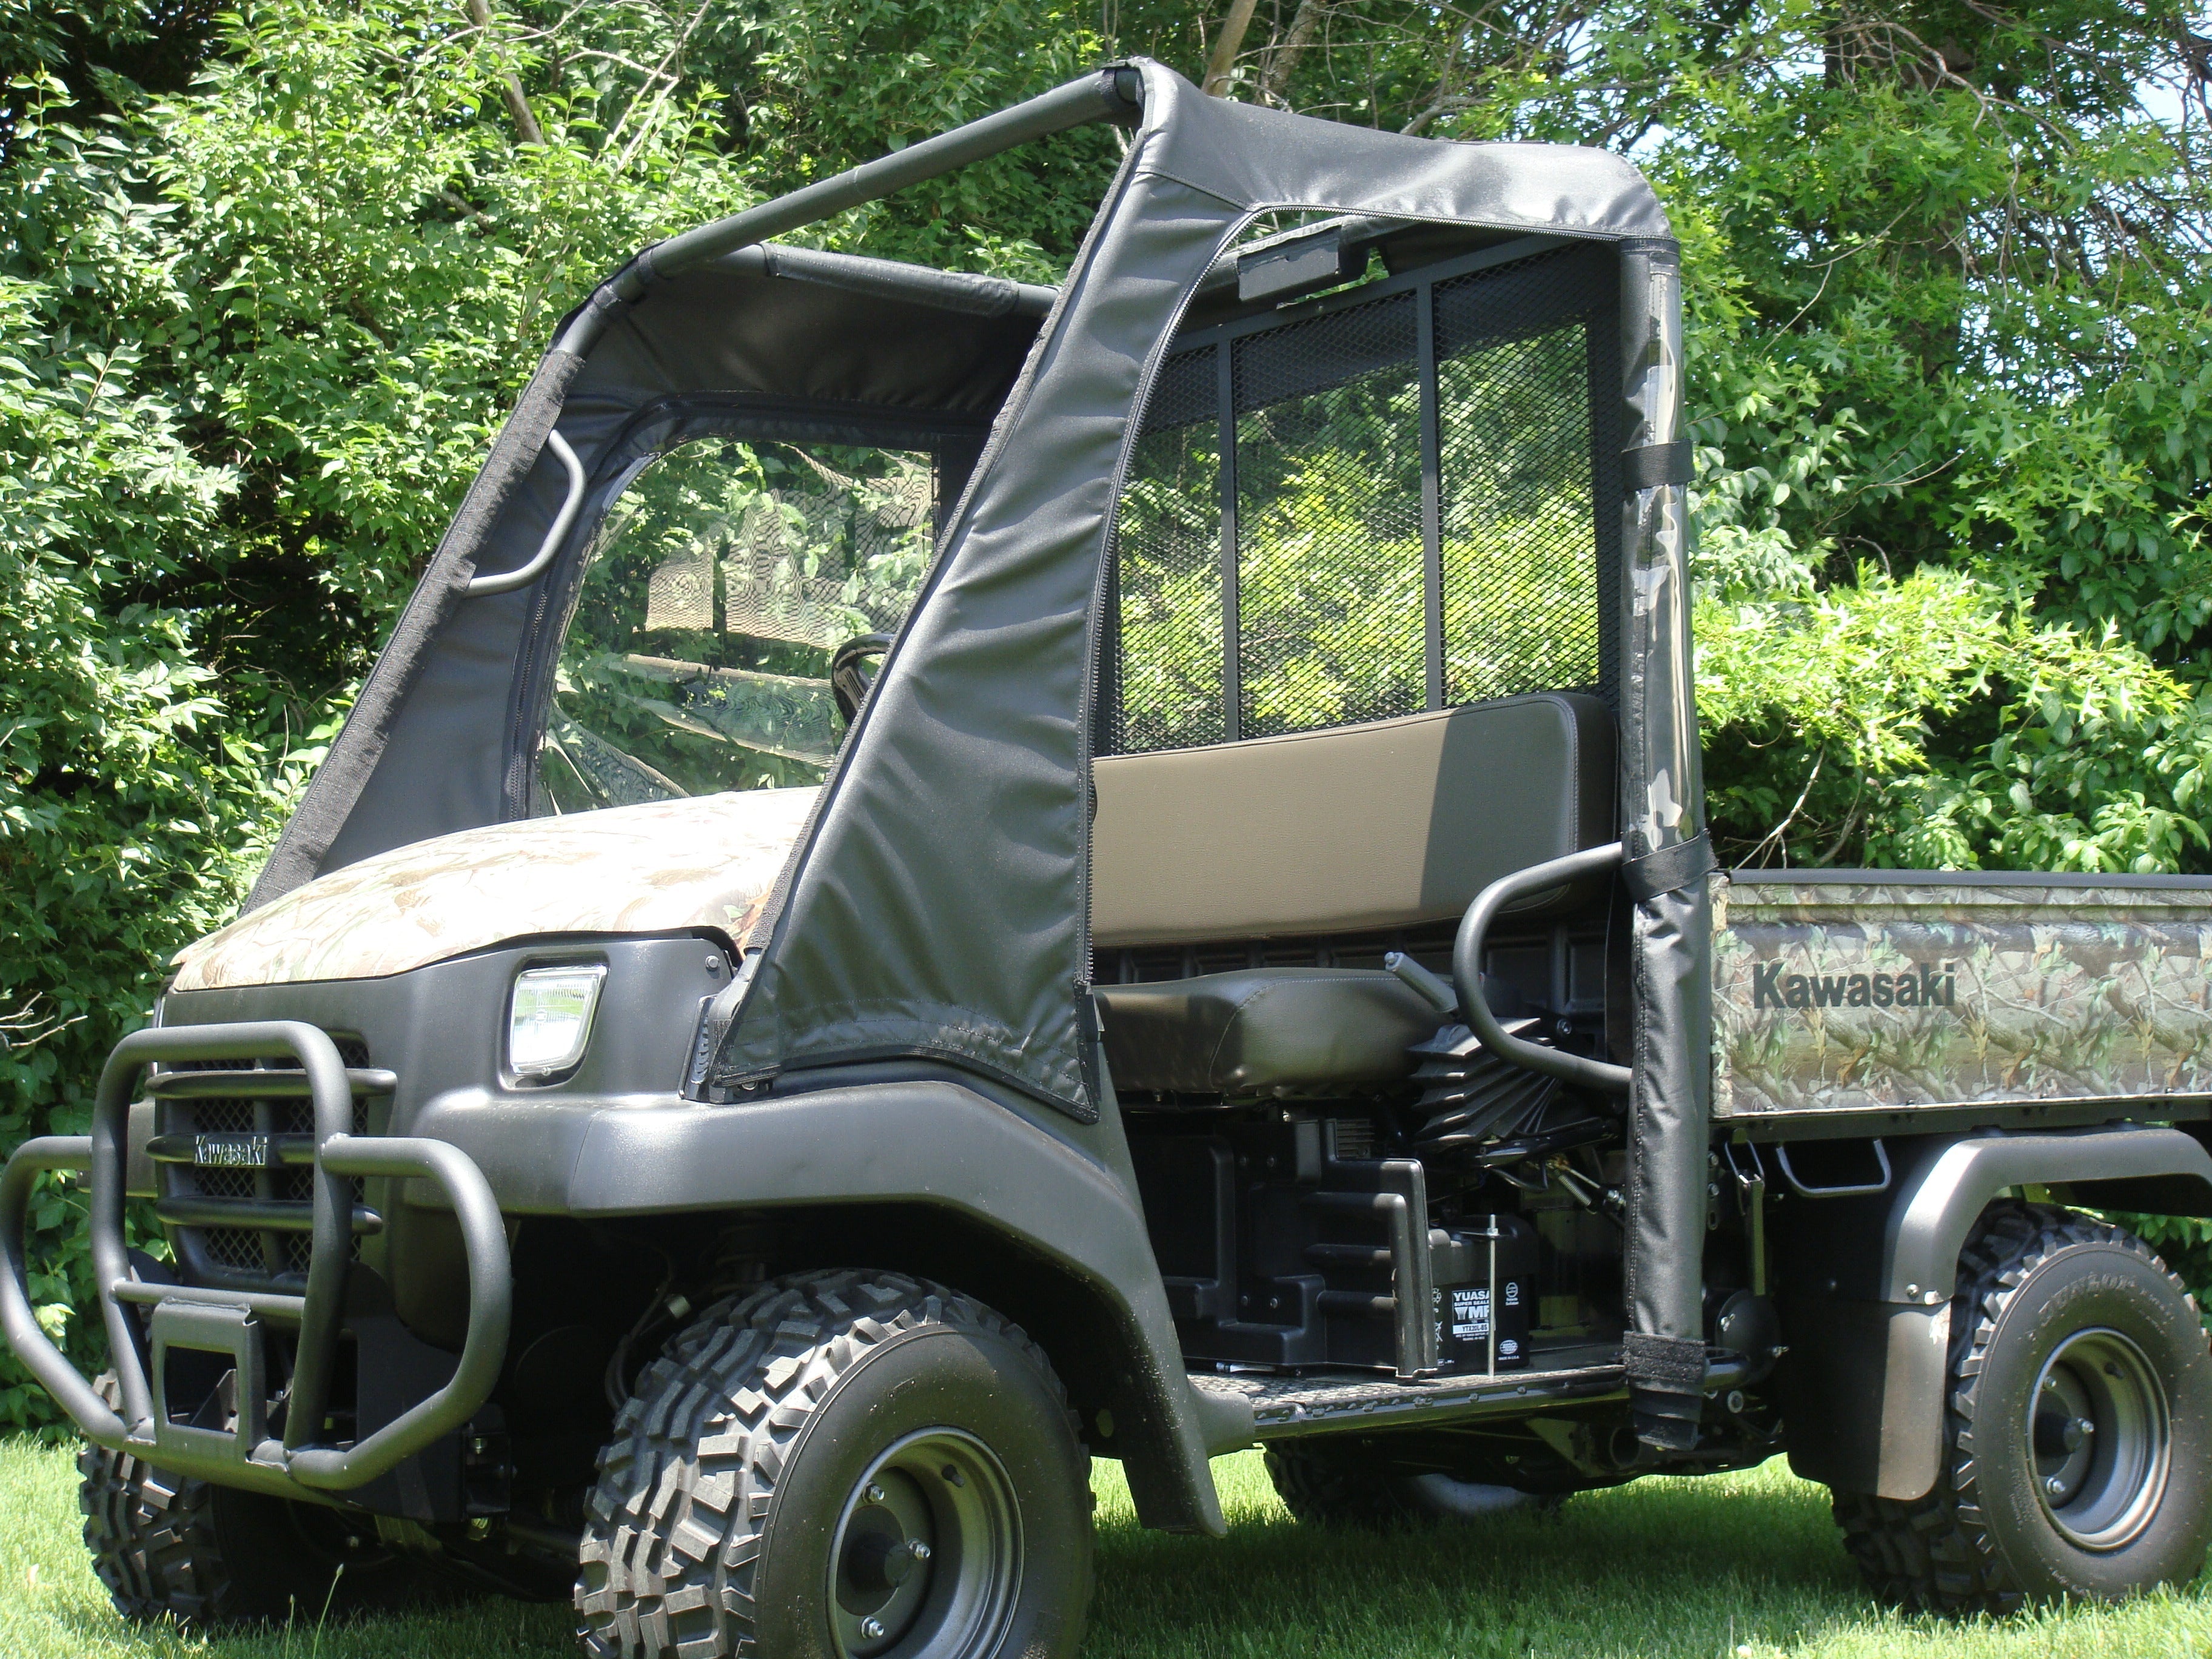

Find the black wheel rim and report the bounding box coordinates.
[826,1427,1022,1658]
[2028,1326,2171,1551]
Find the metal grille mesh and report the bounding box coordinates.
[188,1098,256,1135]
[1233,291,1423,740]
[161,1034,376,1287]
[1109,347,1224,754]
[199,1228,264,1273]
[1436,247,1609,705]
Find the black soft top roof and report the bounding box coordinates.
[251,61,1680,1122]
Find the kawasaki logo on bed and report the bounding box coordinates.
[1752,961,1957,1012]
[195,1134,272,1168]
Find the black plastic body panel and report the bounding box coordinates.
[159,957,1235,1537]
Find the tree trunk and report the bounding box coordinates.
[466,0,545,147]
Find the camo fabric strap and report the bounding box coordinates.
[1621,832,1714,901]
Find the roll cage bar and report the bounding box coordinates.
[458,67,1138,602]
[552,67,1143,360]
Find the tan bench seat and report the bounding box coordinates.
[1090,692,1614,1098]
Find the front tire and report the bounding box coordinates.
[1833,1204,2212,1614]
[77,1373,426,1626]
[576,1270,1093,1659]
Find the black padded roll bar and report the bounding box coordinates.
[723,244,1057,320]
[554,65,1142,357]
[1452,842,1634,1095]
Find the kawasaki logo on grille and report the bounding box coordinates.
[195,1134,272,1168]
[1752,961,1957,1011]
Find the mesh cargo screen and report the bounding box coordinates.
[1113,348,1226,753]
[1102,240,1620,754]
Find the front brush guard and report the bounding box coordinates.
[0,1021,510,1500]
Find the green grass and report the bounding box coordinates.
[4,1437,2211,1658]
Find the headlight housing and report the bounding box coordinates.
[507,963,606,1081]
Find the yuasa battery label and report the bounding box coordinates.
[1451,1286,1490,1341]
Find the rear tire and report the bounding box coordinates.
[1265,1438,1558,1526]
[1832,1204,2212,1614]
[576,1270,1093,1659]
[77,1373,427,1626]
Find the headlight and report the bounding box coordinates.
[508,964,606,1080]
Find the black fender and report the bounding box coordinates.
[1778,1122,2212,1501]
[415,1079,1246,1535]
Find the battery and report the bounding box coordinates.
[1433,1214,1535,1373]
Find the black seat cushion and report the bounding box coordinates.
[1097,968,1446,1099]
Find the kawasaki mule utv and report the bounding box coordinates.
[12,56,2212,1659]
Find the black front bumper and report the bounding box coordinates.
[0,1021,509,1500]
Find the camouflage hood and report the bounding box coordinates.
[170,789,817,993]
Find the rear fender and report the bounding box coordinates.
[1776,1122,2212,1501]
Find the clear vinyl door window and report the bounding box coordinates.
[534,438,934,815]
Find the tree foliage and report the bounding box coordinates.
[2,0,2210,1424]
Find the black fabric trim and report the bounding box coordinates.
[710,120,1159,1121]
[1622,439,1691,490]
[737,1041,1104,1123]
[243,348,586,912]
[1622,832,1714,900]
[1622,1330,1707,1390]
[599,389,997,448]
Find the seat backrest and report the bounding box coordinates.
[1091,691,1614,948]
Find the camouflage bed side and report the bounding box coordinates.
[1712,874,2212,1118]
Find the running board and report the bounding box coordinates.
[1189,1344,1627,1438]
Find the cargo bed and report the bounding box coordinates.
[1714,870,2212,1128]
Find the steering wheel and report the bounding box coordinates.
[830,633,893,725]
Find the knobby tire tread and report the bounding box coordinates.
[575,1267,1088,1659]
[1265,1441,1425,1526]
[1831,1202,2199,1615]
[78,1373,233,1624]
